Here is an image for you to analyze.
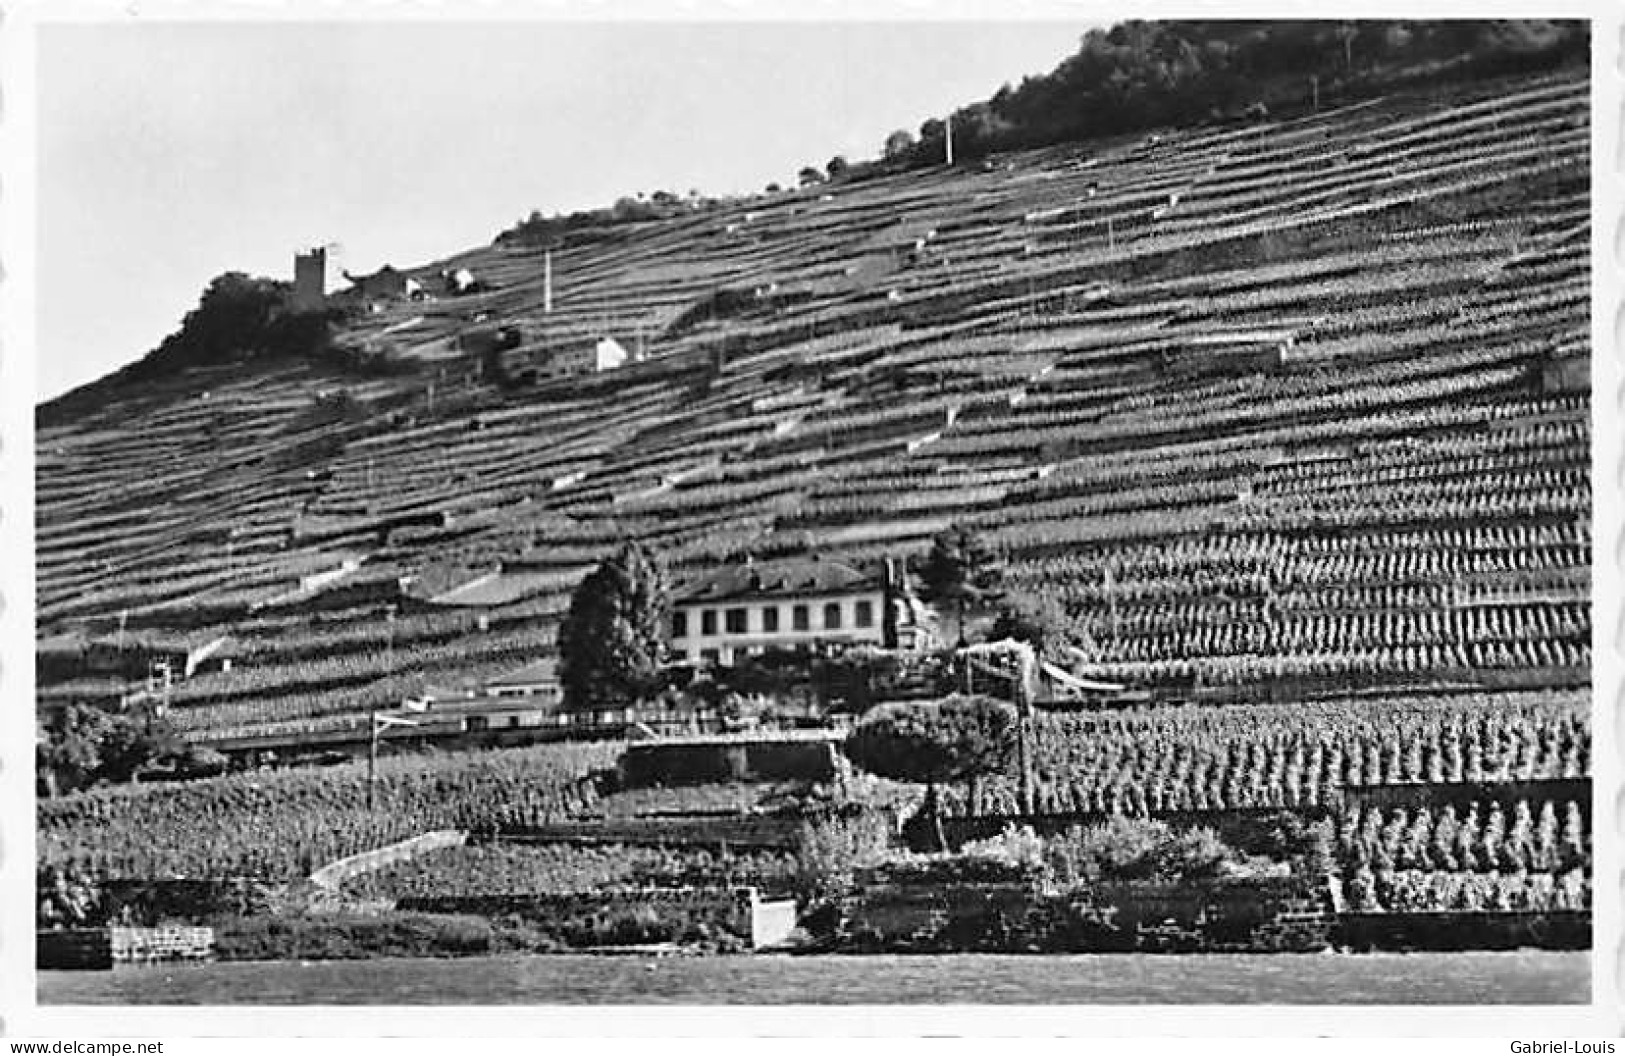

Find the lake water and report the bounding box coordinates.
[40,951,1589,1005]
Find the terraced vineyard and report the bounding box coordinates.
[946,691,1590,817]
[340,842,798,901]
[37,70,1591,746]
[38,741,618,880]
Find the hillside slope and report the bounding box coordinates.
[36,69,1590,741]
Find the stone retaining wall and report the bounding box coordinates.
[617,738,838,788]
[38,926,215,969]
[111,925,215,963]
[397,885,797,949]
[499,816,802,849]
[1338,779,1590,815]
[1335,910,1590,951]
[37,929,112,970]
[836,877,1327,953]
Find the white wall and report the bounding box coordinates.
[595,336,629,371]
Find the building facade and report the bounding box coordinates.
[668,557,933,665]
[415,657,564,733]
[537,335,630,380]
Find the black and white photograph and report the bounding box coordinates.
[7,2,1618,1034]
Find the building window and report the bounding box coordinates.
[700,648,720,663]
[824,602,842,629]
[508,716,521,728]
[761,606,780,633]
[467,716,489,733]
[672,611,688,637]
[855,599,874,628]
[725,608,748,634]
[701,609,717,636]
[792,604,810,631]
[671,648,688,660]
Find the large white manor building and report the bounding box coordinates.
[667,557,936,665]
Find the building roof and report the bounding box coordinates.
[674,558,878,604]
[37,632,90,656]
[484,657,559,689]
[425,693,562,715]
[87,630,236,657]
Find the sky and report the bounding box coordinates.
[36,19,1092,401]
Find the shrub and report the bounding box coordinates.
[1045,817,1239,887]
[961,824,1047,872]
[795,811,893,901]
[174,746,230,780]
[872,854,1038,886]
[214,912,506,961]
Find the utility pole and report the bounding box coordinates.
[369,604,398,811]
[544,248,554,314]
[1310,73,1320,113]
[368,716,379,809]
[944,113,955,166]
[1016,648,1034,816]
[1105,564,1119,647]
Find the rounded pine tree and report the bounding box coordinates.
[844,694,1018,849]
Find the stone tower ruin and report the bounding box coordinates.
[292,247,329,314]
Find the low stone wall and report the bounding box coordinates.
[835,877,1327,953]
[1338,779,1590,815]
[1335,910,1590,951]
[310,830,467,891]
[37,929,112,970]
[843,882,1035,951]
[618,737,839,788]
[499,816,802,849]
[111,926,215,963]
[38,927,215,969]
[397,885,796,949]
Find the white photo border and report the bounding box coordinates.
[0,0,1618,1037]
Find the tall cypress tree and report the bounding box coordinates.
[557,541,670,712]
[918,523,1004,647]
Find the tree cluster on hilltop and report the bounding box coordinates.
[40,272,336,424]
[122,273,331,376]
[495,189,747,248]
[869,20,1588,171]
[491,22,1587,248]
